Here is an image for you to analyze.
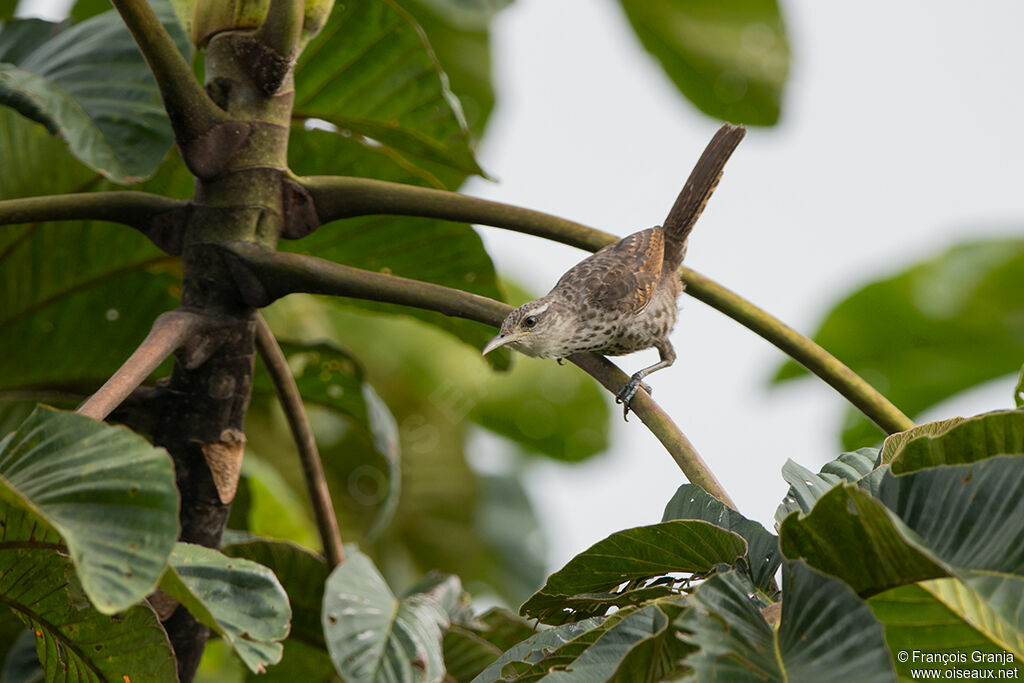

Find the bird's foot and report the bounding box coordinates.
[556,358,566,366]
[614,375,651,421]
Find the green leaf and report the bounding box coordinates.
[442,608,534,682]
[235,452,320,550]
[221,537,328,649]
[470,618,604,683]
[662,483,781,593]
[322,548,451,683]
[617,0,790,125]
[779,484,947,596]
[681,562,896,682]
[0,548,176,682]
[0,406,178,613]
[878,417,968,466]
[160,542,292,674]
[772,239,1024,449]
[293,0,483,187]
[470,355,609,461]
[252,339,402,537]
[399,0,500,138]
[869,581,1023,679]
[877,457,1023,575]
[519,520,747,624]
[885,409,1024,474]
[780,455,1024,631]
[1015,365,1024,408]
[504,604,674,682]
[0,2,189,183]
[0,111,179,408]
[474,473,548,603]
[70,0,112,22]
[774,448,877,526]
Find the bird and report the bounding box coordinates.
[482,123,746,419]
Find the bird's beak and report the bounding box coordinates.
[482,331,529,356]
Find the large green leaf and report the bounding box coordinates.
[869,581,1023,680]
[779,484,947,596]
[0,406,178,613]
[222,537,328,650]
[885,409,1024,474]
[0,108,179,406]
[662,483,781,593]
[252,339,402,537]
[293,0,483,187]
[519,520,747,625]
[400,0,502,138]
[773,448,877,526]
[0,2,188,183]
[0,547,176,682]
[321,548,450,683]
[470,618,604,683]
[618,0,789,125]
[442,608,534,683]
[780,455,1024,653]
[773,239,1024,449]
[501,604,676,682]
[680,562,896,682]
[159,542,291,674]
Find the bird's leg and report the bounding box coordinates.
[616,342,676,420]
[556,358,566,365]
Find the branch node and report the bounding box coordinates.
[181,121,252,180]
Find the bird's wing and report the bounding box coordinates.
[556,228,664,315]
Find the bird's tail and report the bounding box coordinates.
[662,123,746,270]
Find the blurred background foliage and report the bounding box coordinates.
[2,0,1021,678]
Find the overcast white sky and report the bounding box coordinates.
[464,0,1024,570]
[21,0,1024,574]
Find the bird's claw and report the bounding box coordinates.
[615,376,650,421]
[556,358,566,366]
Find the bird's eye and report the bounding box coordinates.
[524,315,537,328]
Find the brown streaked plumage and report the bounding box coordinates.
[483,124,747,419]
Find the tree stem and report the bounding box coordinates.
[254,314,345,567]
[110,0,226,139]
[77,310,204,421]
[299,175,914,434]
[217,242,735,503]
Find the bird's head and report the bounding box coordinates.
[482,297,576,360]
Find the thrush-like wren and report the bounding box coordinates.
[482,123,746,419]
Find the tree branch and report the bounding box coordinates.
[77,310,205,421]
[110,0,227,141]
[254,0,303,62]
[298,175,914,434]
[254,314,345,567]
[216,242,736,505]
[0,192,188,254]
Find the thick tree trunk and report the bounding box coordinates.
[152,317,256,680]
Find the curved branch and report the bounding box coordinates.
[254,314,345,567]
[77,310,205,421]
[679,268,914,434]
[216,242,736,506]
[301,175,615,252]
[298,176,914,434]
[0,192,188,254]
[110,0,227,140]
